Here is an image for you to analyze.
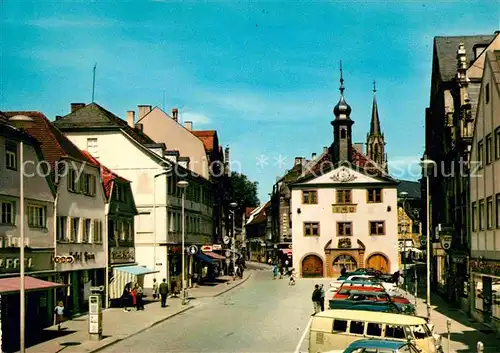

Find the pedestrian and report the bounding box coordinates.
[319,284,325,311]
[136,284,145,310]
[289,268,296,286]
[152,278,158,300]
[392,270,401,287]
[279,265,284,279]
[54,301,65,330]
[272,264,278,280]
[312,285,322,314]
[131,284,138,310]
[341,266,347,277]
[159,278,169,307]
[122,283,131,312]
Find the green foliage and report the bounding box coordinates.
[227,171,260,212]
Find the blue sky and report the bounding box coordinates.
[1,1,499,203]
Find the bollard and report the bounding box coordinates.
[477,341,484,353]
[446,319,451,353]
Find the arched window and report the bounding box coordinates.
[340,128,347,139]
[332,254,357,272]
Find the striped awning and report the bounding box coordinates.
[109,265,158,300]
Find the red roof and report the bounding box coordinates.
[81,151,129,199]
[3,111,98,174]
[245,207,257,218]
[0,276,65,295]
[247,201,271,226]
[192,130,216,152]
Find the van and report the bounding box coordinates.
[308,309,442,353]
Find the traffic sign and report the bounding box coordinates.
[188,245,198,255]
[201,245,213,252]
[225,250,231,257]
[223,236,230,245]
[90,286,104,292]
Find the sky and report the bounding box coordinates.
[1,1,499,203]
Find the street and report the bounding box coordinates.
[98,266,500,353]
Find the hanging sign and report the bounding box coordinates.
[201,245,213,252]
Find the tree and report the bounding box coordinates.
[226,171,260,218]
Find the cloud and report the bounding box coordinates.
[181,111,211,125]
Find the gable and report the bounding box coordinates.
[295,165,395,186]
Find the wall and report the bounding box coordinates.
[0,135,55,248]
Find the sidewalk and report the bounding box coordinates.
[404,290,500,352]
[21,271,252,353]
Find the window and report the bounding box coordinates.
[93,219,103,243]
[82,219,91,242]
[479,199,485,230]
[5,141,17,170]
[349,321,364,335]
[486,83,490,104]
[56,216,67,241]
[496,194,500,228]
[0,201,14,225]
[367,189,382,203]
[340,128,347,139]
[84,174,96,195]
[70,217,80,242]
[472,201,477,231]
[68,169,78,192]
[332,320,348,332]
[115,184,126,202]
[337,222,352,236]
[28,205,46,228]
[487,197,493,229]
[495,127,500,160]
[336,189,352,204]
[303,222,319,236]
[87,138,98,158]
[486,134,492,164]
[477,140,484,168]
[385,325,406,339]
[302,190,317,204]
[332,254,357,272]
[366,323,382,337]
[369,221,385,235]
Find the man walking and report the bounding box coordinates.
[159,278,169,307]
[319,284,325,311]
[311,284,322,314]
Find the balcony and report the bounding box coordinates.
[331,204,357,214]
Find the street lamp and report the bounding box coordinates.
[153,169,171,284]
[177,180,189,305]
[229,202,238,279]
[9,114,34,353]
[399,191,409,292]
[420,157,436,321]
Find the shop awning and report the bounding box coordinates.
[281,249,292,255]
[203,251,225,260]
[114,265,159,276]
[195,253,215,263]
[0,276,65,295]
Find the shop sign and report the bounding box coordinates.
[67,252,97,262]
[167,246,182,254]
[201,245,213,252]
[0,249,54,274]
[332,205,357,213]
[212,244,222,250]
[110,247,135,264]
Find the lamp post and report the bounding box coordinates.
[399,191,409,292]
[420,157,436,321]
[9,115,34,353]
[177,180,189,305]
[153,169,171,285]
[229,202,238,278]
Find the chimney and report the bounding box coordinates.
[323,146,329,154]
[127,111,135,128]
[311,152,317,160]
[71,103,85,113]
[172,108,178,122]
[55,115,63,121]
[135,123,143,132]
[138,105,152,119]
[185,121,193,131]
[294,157,304,166]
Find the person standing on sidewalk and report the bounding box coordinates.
[122,283,131,312]
[136,284,145,310]
[159,278,169,307]
[54,301,65,331]
[319,284,325,311]
[131,284,138,310]
[152,278,159,300]
[312,285,322,314]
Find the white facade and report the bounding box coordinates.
[291,165,398,278]
[54,157,107,273]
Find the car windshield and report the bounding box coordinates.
[409,324,432,338]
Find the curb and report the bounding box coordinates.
[90,305,195,353]
[213,272,253,297]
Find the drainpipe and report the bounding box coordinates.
[53,191,58,310]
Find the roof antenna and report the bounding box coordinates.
[92,63,97,102]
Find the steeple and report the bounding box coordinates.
[332,61,354,163]
[366,80,388,172]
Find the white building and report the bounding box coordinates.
[291,75,398,278]
[54,103,214,289]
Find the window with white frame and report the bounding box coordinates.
[56,216,67,241]
[70,217,80,242]
[82,219,91,243]
[5,141,17,170]
[86,138,98,158]
[67,169,78,192]
[28,205,46,228]
[0,201,14,225]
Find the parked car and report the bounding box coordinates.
[329,275,398,294]
[330,289,415,315]
[325,338,423,353]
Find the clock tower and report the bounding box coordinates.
[332,62,354,163]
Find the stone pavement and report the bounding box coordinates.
[21,271,252,353]
[404,290,500,353]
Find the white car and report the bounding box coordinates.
[327,275,398,300]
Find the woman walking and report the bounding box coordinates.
[131,284,138,310]
[54,301,65,330]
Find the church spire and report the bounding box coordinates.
[366,80,387,172]
[370,80,382,135]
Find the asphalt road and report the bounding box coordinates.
[100,265,330,353]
